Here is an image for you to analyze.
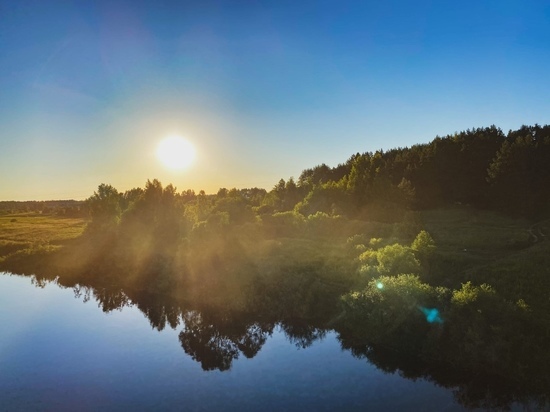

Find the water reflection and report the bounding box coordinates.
[3,267,550,411]
[179,311,272,371]
[280,321,327,349]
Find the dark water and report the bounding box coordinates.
[0,273,472,411]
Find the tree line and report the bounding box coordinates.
[87,124,550,237]
[0,200,86,217]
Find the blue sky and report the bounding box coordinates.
[1,0,550,200]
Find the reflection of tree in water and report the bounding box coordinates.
[338,330,550,411]
[237,323,271,359]
[15,267,550,410]
[279,321,327,349]
[130,291,182,331]
[71,285,131,312]
[94,288,131,313]
[76,276,550,410]
[178,311,273,371]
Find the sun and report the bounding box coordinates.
[156,135,196,170]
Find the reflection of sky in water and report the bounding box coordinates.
[0,273,463,411]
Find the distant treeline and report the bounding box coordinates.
[85,124,550,235]
[0,200,86,217]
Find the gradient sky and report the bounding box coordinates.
[2,0,550,200]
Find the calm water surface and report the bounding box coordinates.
[0,273,469,411]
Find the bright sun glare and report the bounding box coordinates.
[157,135,196,170]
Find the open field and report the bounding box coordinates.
[416,207,550,309]
[0,213,88,261]
[1,206,548,310]
[420,207,530,252]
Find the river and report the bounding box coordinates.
[0,272,476,411]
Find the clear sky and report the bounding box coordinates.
[2,0,550,200]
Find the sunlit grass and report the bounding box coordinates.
[0,213,87,261]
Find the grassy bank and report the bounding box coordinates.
[0,213,87,262]
[2,206,549,313]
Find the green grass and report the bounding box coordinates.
[418,207,527,281]
[415,207,550,310]
[0,213,88,261]
[420,207,529,253]
[1,206,547,311]
[467,241,550,310]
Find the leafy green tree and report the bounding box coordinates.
[298,163,332,190]
[397,177,416,206]
[488,128,550,217]
[411,230,436,264]
[295,181,350,216]
[359,243,421,278]
[116,180,186,278]
[212,196,255,225]
[120,187,144,211]
[184,189,213,223]
[86,183,121,233]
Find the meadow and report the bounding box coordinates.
[2,204,549,318]
[0,213,87,263]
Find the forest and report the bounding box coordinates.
[2,124,550,410]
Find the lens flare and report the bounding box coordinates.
[420,307,443,323]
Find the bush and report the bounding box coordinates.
[358,243,421,278]
[340,275,446,345]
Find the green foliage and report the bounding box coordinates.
[451,281,495,307]
[184,190,214,223]
[190,212,231,242]
[411,230,436,274]
[305,212,346,238]
[378,244,420,275]
[261,211,306,238]
[212,196,255,225]
[346,233,368,246]
[487,126,550,217]
[397,177,415,205]
[341,275,444,344]
[440,281,547,393]
[339,275,550,410]
[295,180,351,216]
[368,237,383,249]
[86,184,121,233]
[358,243,421,278]
[466,240,550,312]
[411,230,435,256]
[118,180,186,251]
